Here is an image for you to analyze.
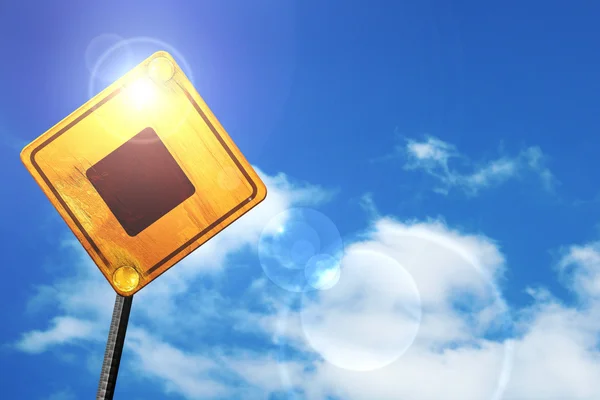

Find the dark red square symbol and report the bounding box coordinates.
[86,127,196,236]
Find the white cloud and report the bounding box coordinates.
[299,248,422,372]
[222,352,308,395]
[400,135,557,195]
[503,291,600,399]
[406,136,458,166]
[558,241,600,299]
[16,316,99,354]
[126,329,231,399]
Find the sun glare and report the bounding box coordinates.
[125,77,156,109]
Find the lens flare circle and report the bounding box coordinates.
[290,229,515,399]
[258,208,344,293]
[300,248,422,371]
[304,254,341,290]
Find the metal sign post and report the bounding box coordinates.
[96,294,134,400]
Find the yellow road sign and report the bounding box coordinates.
[21,51,267,296]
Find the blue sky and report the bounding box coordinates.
[2,1,600,399]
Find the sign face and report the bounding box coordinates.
[21,51,267,296]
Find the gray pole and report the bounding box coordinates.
[96,294,134,400]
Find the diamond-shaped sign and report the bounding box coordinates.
[21,51,267,296]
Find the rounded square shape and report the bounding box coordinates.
[86,127,196,237]
[20,51,267,296]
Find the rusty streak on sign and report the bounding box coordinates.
[21,52,267,296]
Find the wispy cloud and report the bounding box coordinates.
[386,135,558,196]
[16,316,100,354]
[126,329,232,399]
[558,241,600,300]
[358,192,380,220]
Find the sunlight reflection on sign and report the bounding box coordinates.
[125,77,156,109]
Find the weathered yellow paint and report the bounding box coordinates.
[20,51,267,296]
